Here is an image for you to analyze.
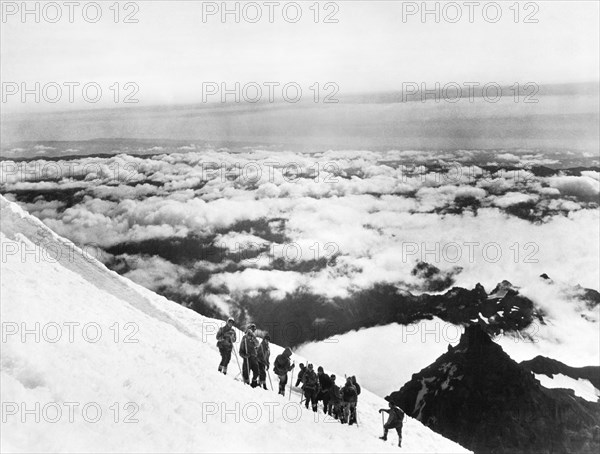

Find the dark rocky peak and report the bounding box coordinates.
[387,325,600,454]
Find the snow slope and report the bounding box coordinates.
[0,195,469,453]
[534,374,600,403]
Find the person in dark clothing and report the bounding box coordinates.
[317,366,332,414]
[273,347,295,396]
[216,317,237,375]
[256,334,271,390]
[379,401,404,447]
[295,363,306,387]
[351,376,361,396]
[349,375,361,424]
[239,324,260,387]
[340,377,358,425]
[302,364,319,412]
[328,374,341,419]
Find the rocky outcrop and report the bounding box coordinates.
[240,277,543,346]
[521,356,600,391]
[387,325,600,454]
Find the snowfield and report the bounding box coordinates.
[534,374,600,403]
[0,195,470,453]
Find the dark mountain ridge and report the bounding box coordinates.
[387,325,600,454]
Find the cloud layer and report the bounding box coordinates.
[1,146,598,334]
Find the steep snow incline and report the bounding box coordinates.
[0,195,469,454]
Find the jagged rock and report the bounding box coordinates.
[240,278,545,345]
[521,356,600,391]
[387,325,600,454]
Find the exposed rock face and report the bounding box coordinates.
[387,325,600,454]
[242,276,545,346]
[521,356,600,391]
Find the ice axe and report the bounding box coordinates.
[232,344,243,379]
[288,362,295,401]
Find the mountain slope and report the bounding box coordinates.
[387,325,600,454]
[521,356,600,402]
[0,195,469,453]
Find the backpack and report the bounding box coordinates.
[257,342,270,365]
[392,406,405,421]
[303,370,318,390]
[216,326,233,349]
[319,373,332,391]
[239,335,249,357]
[342,384,357,401]
[273,354,288,375]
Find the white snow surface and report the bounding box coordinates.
[0,195,470,453]
[534,373,600,403]
[297,321,463,397]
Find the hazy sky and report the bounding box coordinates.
[1,1,599,112]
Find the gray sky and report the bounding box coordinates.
[1,0,599,112]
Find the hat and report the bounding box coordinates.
[227,317,234,323]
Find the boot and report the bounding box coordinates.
[251,381,258,388]
[379,435,387,441]
[263,383,268,390]
[222,367,227,375]
[218,365,223,373]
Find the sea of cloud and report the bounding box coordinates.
[1,147,598,322]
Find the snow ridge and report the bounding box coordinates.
[0,195,469,453]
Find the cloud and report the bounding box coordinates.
[546,175,600,201]
[2,148,598,320]
[491,192,539,208]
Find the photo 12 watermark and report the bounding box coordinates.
[401,241,540,264]
[0,160,141,185]
[1,1,140,24]
[1,321,140,344]
[1,82,140,105]
[200,400,339,424]
[200,1,340,24]
[198,320,340,345]
[398,320,540,344]
[201,82,339,104]
[400,82,539,103]
[400,1,540,24]
[1,401,140,424]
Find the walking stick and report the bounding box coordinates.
[232,346,243,379]
[267,369,274,391]
[244,337,250,385]
[288,365,295,401]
